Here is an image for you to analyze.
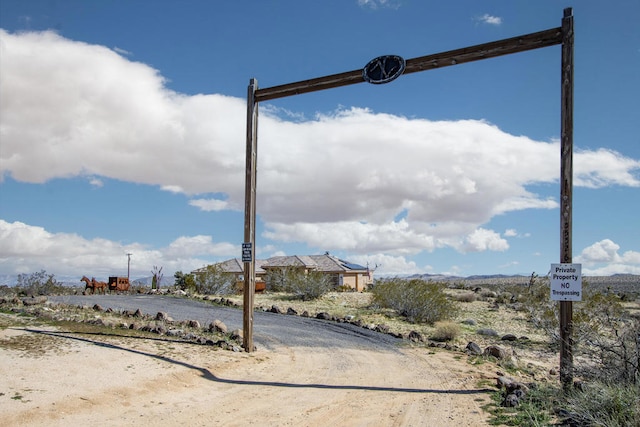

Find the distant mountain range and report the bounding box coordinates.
[403,273,640,290]
[400,273,536,285]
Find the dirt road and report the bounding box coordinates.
[1,297,495,426]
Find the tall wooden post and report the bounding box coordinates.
[243,78,258,352]
[559,7,574,390]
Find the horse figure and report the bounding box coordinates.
[81,275,94,294]
[91,277,108,295]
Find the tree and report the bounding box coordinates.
[264,267,332,300]
[288,269,332,301]
[174,271,196,292]
[15,270,60,296]
[264,267,297,292]
[151,266,163,290]
[194,264,235,295]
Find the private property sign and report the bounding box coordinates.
[550,263,582,301]
[242,242,253,262]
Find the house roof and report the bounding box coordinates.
[193,258,267,275]
[195,254,369,275]
[263,255,318,269]
[308,254,368,272]
[263,254,369,273]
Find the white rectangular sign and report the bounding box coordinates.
[550,263,582,301]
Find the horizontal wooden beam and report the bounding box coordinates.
[404,27,562,74]
[255,68,363,103]
[255,27,562,103]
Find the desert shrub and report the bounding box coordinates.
[489,380,640,427]
[371,278,459,324]
[488,383,556,427]
[264,267,332,300]
[510,276,640,426]
[522,272,640,390]
[521,275,640,385]
[15,270,65,296]
[479,289,498,299]
[194,264,235,295]
[448,282,468,290]
[128,283,147,294]
[288,270,332,301]
[264,267,296,292]
[577,312,640,385]
[494,291,513,304]
[431,321,461,342]
[562,381,640,427]
[453,292,477,303]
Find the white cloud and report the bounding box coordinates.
[577,239,620,263]
[477,14,502,25]
[574,148,640,188]
[499,261,520,269]
[0,30,246,195]
[576,239,640,275]
[1,30,639,273]
[0,219,236,278]
[89,177,104,188]
[357,0,401,10]
[263,220,435,255]
[350,253,420,276]
[460,228,509,253]
[164,235,237,258]
[503,229,530,238]
[112,46,131,56]
[161,185,185,194]
[189,198,235,212]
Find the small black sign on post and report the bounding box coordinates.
[242,242,253,262]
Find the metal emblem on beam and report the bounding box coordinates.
[363,55,405,84]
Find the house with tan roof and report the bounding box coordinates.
[195,253,373,292]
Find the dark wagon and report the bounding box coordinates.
[108,276,130,292]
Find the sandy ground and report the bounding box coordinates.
[0,315,496,426]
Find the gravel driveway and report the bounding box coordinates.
[49,294,401,351]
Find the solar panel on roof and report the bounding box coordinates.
[339,259,367,270]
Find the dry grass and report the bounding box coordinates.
[431,321,462,342]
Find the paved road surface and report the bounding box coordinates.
[49,294,401,351]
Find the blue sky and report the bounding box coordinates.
[1,0,639,281]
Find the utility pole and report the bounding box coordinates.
[559,7,575,391]
[126,253,132,280]
[243,78,258,353]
